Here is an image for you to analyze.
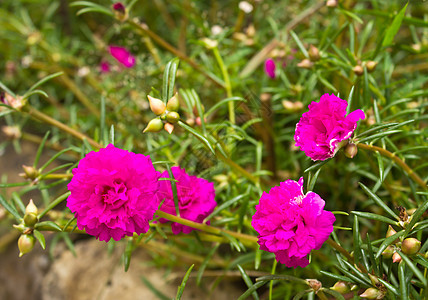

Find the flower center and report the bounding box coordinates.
[101,180,128,206]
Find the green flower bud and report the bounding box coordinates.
[368,274,379,286]
[18,234,35,257]
[297,59,313,69]
[344,142,358,158]
[382,245,395,259]
[25,199,38,215]
[23,213,38,227]
[353,65,364,76]
[331,281,349,294]
[143,118,163,133]
[360,287,381,299]
[308,45,320,61]
[20,165,39,180]
[148,95,166,115]
[386,225,397,238]
[166,111,180,124]
[401,238,421,255]
[366,61,378,72]
[166,94,179,112]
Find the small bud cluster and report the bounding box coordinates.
[381,224,421,263]
[14,200,39,257]
[144,94,180,134]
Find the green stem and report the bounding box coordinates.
[212,46,234,124]
[357,143,427,190]
[156,210,258,247]
[26,106,103,149]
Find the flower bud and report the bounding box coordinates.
[326,0,338,7]
[308,45,320,61]
[386,225,397,238]
[2,125,21,139]
[382,245,394,259]
[401,238,421,255]
[297,59,313,69]
[344,142,358,158]
[166,111,180,123]
[360,287,381,299]
[353,65,364,76]
[148,95,166,115]
[306,279,322,293]
[164,123,174,134]
[368,274,379,286]
[25,199,38,215]
[201,38,218,49]
[20,165,39,180]
[23,213,38,227]
[143,118,163,133]
[112,2,128,22]
[331,281,349,294]
[366,61,378,72]
[392,252,401,263]
[166,94,179,112]
[18,234,35,257]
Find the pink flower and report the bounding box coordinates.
[100,61,110,73]
[294,93,365,161]
[157,167,216,234]
[112,2,125,12]
[252,177,335,268]
[109,46,135,68]
[67,144,160,242]
[264,58,276,79]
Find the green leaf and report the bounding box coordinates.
[0,79,16,97]
[290,30,309,58]
[166,164,180,217]
[35,221,62,232]
[196,243,219,286]
[319,271,353,283]
[0,194,22,220]
[204,194,246,222]
[205,97,246,117]
[220,231,242,252]
[38,191,71,219]
[375,151,385,182]
[39,148,73,171]
[382,3,408,47]
[378,278,399,296]
[124,238,134,272]
[110,125,115,145]
[351,211,398,225]
[34,131,50,168]
[399,251,427,287]
[176,264,194,300]
[177,121,215,155]
[256,274,308,285]
[359,183,399,220]
[358,130,403,143]
[321,288,345,300]
[237,265,259,300]
[22,90,48,99]
[22,72,63,99]
[237,281,268,300]
[398,261,408,300]
[33,229,46,249]
[11,192,26,215]
[141,276,170,300]
[292,289,311,300]
[403,199,428,237]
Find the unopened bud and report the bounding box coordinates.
[148,95,166,115]
[27,32,41,46]
[282,100,303,113]
[166,94,179,112]
[166,111,180,123]
[353,65,364,76]
[386,225,397,238]
[366,61,378,72]
[392,252,402,263]
[239,1,253,13]
[164,123,174,134]
[112,2,127,22]
[23,213,38,227]
[20,165,39,180]
[18,234,35,257]
[407,208,417,216]
[331,281,349,294]
[297,59,313,69]
[326,0,338,7]
[306,279,322,293]
[344,143,358,158]
[401,238,421,255]
[201,38,218,49]
[308,45,320,61]
[143,118,163,133]
[368,274,379,286]
[2,125,21,139]
[26,200,38,215]
[382,245,395,259]
[360,287,381,299]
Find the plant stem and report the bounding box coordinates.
[212,46,235,124]
[156,210,258,247]
[357,143,427,190]
[126,19,225,88]
[25,106,103,149]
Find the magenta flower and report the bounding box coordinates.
[157,167,216,234]
[109,46,135,68]
[100,61,110,73]
[112,2,126,12]
[252,177,335,268]
[67,144,160,242]
[294,93,365,161]
[264,58,276,79]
